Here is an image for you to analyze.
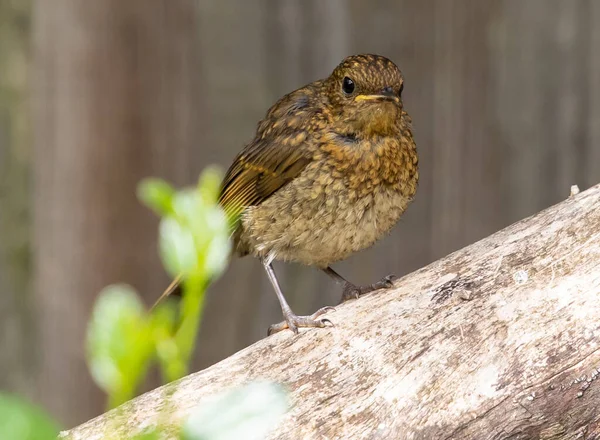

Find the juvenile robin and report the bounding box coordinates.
[159,54,418,335]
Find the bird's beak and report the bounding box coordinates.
[354,91,399,104]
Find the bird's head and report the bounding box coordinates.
[325,54,406,138]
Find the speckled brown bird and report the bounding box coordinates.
[161,54,418,335]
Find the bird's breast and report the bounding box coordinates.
[317,132,418,199]
[237,133,418,267]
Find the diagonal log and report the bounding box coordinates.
[61,183,600,440]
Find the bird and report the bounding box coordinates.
[157,54,418,336]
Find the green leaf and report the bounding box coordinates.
[159,217,197,277]
[197,166,223,205]
[202,230,230,279]
[158,187,230,281]
[86,285,154,408]
[182,382,289,440]
[138,178,175,216]
[0,393,60,440]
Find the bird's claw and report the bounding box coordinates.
[267,306,335,336]
[372,274,397,289]
[339,274,398,304]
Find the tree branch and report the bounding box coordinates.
[61,183,600,440]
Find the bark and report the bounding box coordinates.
[60,183,600,439]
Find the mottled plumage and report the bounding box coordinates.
[159,54,418,335]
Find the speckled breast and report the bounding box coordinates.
[238,135,418,267]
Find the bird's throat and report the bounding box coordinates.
[343,103,401,138]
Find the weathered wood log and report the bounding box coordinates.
[61,183,600,440]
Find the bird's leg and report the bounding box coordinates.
[323,266,397,304]
[262,258,334,336]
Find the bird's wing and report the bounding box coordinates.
[219,88,322,225]
[153,87,323,309]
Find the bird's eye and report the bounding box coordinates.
[399,82,404,96]
[342,77,355,95]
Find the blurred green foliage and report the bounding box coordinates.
[182,382,289,440]
[86,285,157,409]
[0,394,60,440]
[139,166,231,280]
[88,167,232,409]
[1,167,287,439]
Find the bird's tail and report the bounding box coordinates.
[151,275,183,311]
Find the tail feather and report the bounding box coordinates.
[151,275,182,310]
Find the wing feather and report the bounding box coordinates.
[218,88,320,226]
[153,84,325,308]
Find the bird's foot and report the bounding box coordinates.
[267,306,335,336]
[339,274,397,303]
